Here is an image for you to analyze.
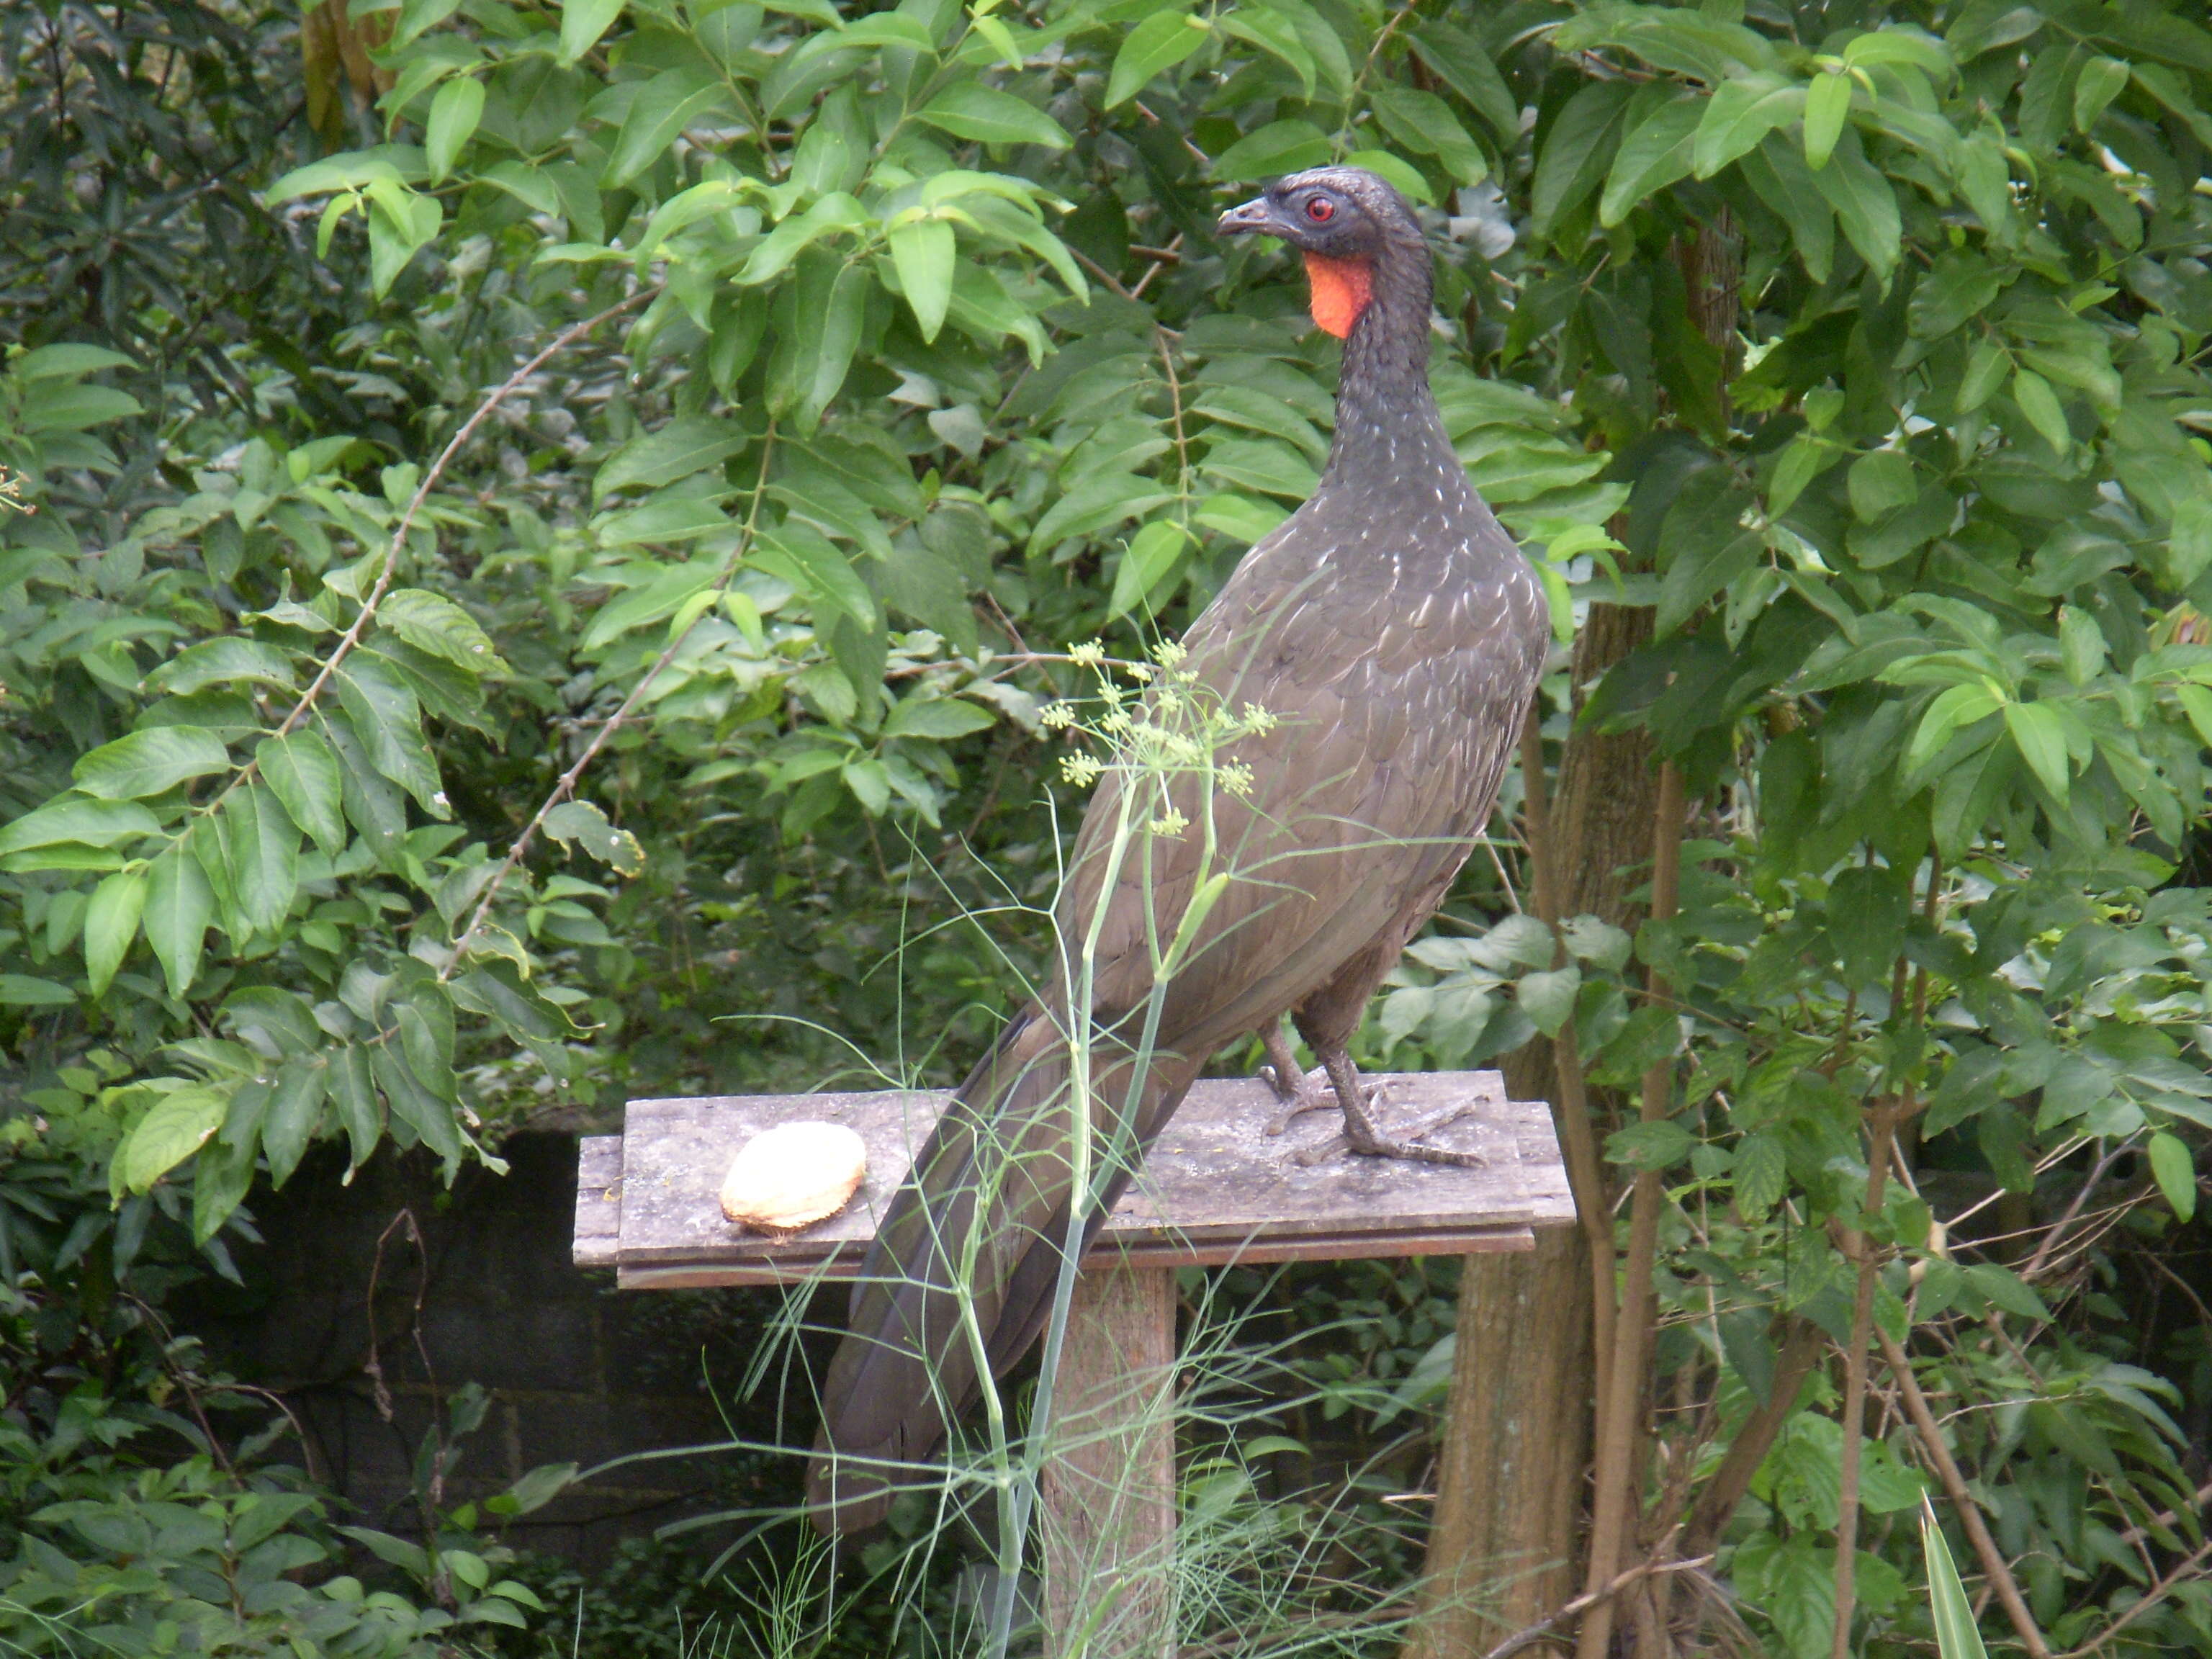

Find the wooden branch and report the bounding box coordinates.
[1575,760,1685,1659]
[1518,705,1619,1405]
[1830,1105,1899,1659]
[1678,1318,1825,1557]
[2054,1536,2212,1659]
[1874,1325,2052,1659]
[1480,1555,1712,1659]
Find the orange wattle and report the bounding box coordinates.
[1302,253,1374,338]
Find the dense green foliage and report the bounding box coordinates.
[4,0,2212,1654]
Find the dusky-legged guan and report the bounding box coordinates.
[807,168,1549,1532]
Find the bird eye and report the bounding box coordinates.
[1305,197,1335,223]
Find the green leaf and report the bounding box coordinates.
[1957,341,2010,412]
[1212,119,1331,182]
[0,799,161,856]
[2073,55,2129,132]
[262,1066,327,1194]
[1802,70,1851,169]
[372,1045,464,1165]
[1599,94,1701,225]
[1962,1261,2051,1322]
[1692,73,1802,178]
[1515,966,1581,1037]
[1532,81,1631,235]
[144,846,214,998]
[1735,1133,1786,1220]
[753,523,879,633]
[1808,127,1899,280]
[2011,367,2070,453]
[334,657,447,815]
[1923,1500,1990,1659]
[1606,1118,1695,1171]
[425,76,485,184]
[327,1046,382,1168]
[84,869,147,997]
[595,415,747,501]
[542,800,646,876]
[791,257,868,432]
[2004,701,2071,801]
[1407,19,1519,142]
[1907,682,2002,773]
[117,1086,228,1192]
[603,68,730,189]
[2147,1131,2196,1222]
[73,727,233,801]
[734,192,867,285]
[256,731,346,856]
[12,343,135,381]
[1108,521,1187,621]
[888,219,955,341]
[1107,11,1212,108]
[1766,436,1830,517]
[883,697,995,740]
[225,786,300,936]
[0,975,76,1006]
[916,84,1071,149]
[378,588,506,675]
[2175,684,2212,750]
[147,638,300,696]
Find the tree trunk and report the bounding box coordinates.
[1403,1226,1592,1658]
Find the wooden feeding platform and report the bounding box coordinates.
[573,1070,1573,1658]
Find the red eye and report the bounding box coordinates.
[1305,197,1334,222]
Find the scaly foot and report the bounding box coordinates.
[1258,1023,1335,1136]
[1292,1048,1485,1170]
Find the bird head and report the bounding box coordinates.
[1216,166,1422,340]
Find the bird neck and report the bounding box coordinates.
[1321,237,1456,486]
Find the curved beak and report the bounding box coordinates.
[1216,196,1277,238]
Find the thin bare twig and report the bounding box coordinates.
[2055,1535,2212,1659]
[1876,1324,2053,1659]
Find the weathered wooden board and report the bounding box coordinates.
[575,1071,1573,1288]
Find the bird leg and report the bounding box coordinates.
[1295,1045,1485,1170]
[1258,1022,1334,1136]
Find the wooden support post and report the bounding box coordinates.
[1040,1260,1178,1659]
[1405,1226,1591,1659]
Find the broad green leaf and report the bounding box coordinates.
[791,257,869,431]
[333,657,446,815]
[2004,701,2072,801]
[1407,19,1519,142]
[372,1045,464,1164]
[1599,94,1701,225]
[225,786,300,936]
[1908,682,2002,773]
[1809,128,1899,280]
[603,69,732,189]
[1213,119,1331,182]
[256,731,346,855]
[1958,341,2010,411]
[1370,84,1487,185]
[888,219,956,341]
[752,524,878,633]
[1516,967,1581,1036]
[2012,367,2070,453]
[1532,81,1631,235]
[73,727,232,800]
[1692,73,1802,178]
[916,84,1071,149]
[378,588,508,674]
[2148,1130,2196,1222]
[84,869,145,997]
[1107,11,1212,109]
[12,343,135,380]
[0,975,76,1006]
[542,799,646,876]
[734,192,868,286]
[145,845,214,997]
[594,415,747,500]
[425,76,485,184]
[1107,521,1187,620]
[327,1046,382,1167]
[1802,69,1851,169]
[2073,55,2129,132]
[0,799,161,856]
[883,697,996,740]
[1220,12,1314,101]
[117,1086,227,1192]
[147,637,298,696]
[1766,436,1830,517]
